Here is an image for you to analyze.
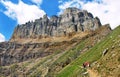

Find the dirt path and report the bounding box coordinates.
[87,69,100,77]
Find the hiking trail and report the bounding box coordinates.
[87,68,100,77]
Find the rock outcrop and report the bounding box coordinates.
[10,7,101,41]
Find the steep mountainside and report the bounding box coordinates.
[0,7,115,77]
[92,26,120,77]
[0,25,111,77]
[57,25,120,77]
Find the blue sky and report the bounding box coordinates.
[0,0,120,42]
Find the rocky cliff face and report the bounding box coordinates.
[10,7,101,41]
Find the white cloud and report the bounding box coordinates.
[0,0,45,24]
[58,0,83,15]
[82,0,120,29]
[31,0,42,5]
[58,0,63,3]
[0,33,5,42]
[58,0,120,29]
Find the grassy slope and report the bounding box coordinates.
[57,25,120,77]
[0,25,113,77]
[0,31,99,77]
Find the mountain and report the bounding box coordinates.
[0,7,118,77]
[10,7,101,43]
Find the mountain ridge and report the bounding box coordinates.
[10,7,102,43]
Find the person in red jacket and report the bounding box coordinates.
[83,62,90,68]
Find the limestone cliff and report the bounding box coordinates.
[10,7,101,42]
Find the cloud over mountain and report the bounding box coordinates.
[0,33,5,42]
[58,0,120,29]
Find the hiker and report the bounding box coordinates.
[83,62,90,68]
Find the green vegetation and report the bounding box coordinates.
[46,41,86,76]
[57,26,120,77]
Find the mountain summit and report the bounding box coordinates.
[11,7,101,42]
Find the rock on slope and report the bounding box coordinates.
[92,26,120,77]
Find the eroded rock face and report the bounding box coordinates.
[11,7,101,41]
[0,42,65,66]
